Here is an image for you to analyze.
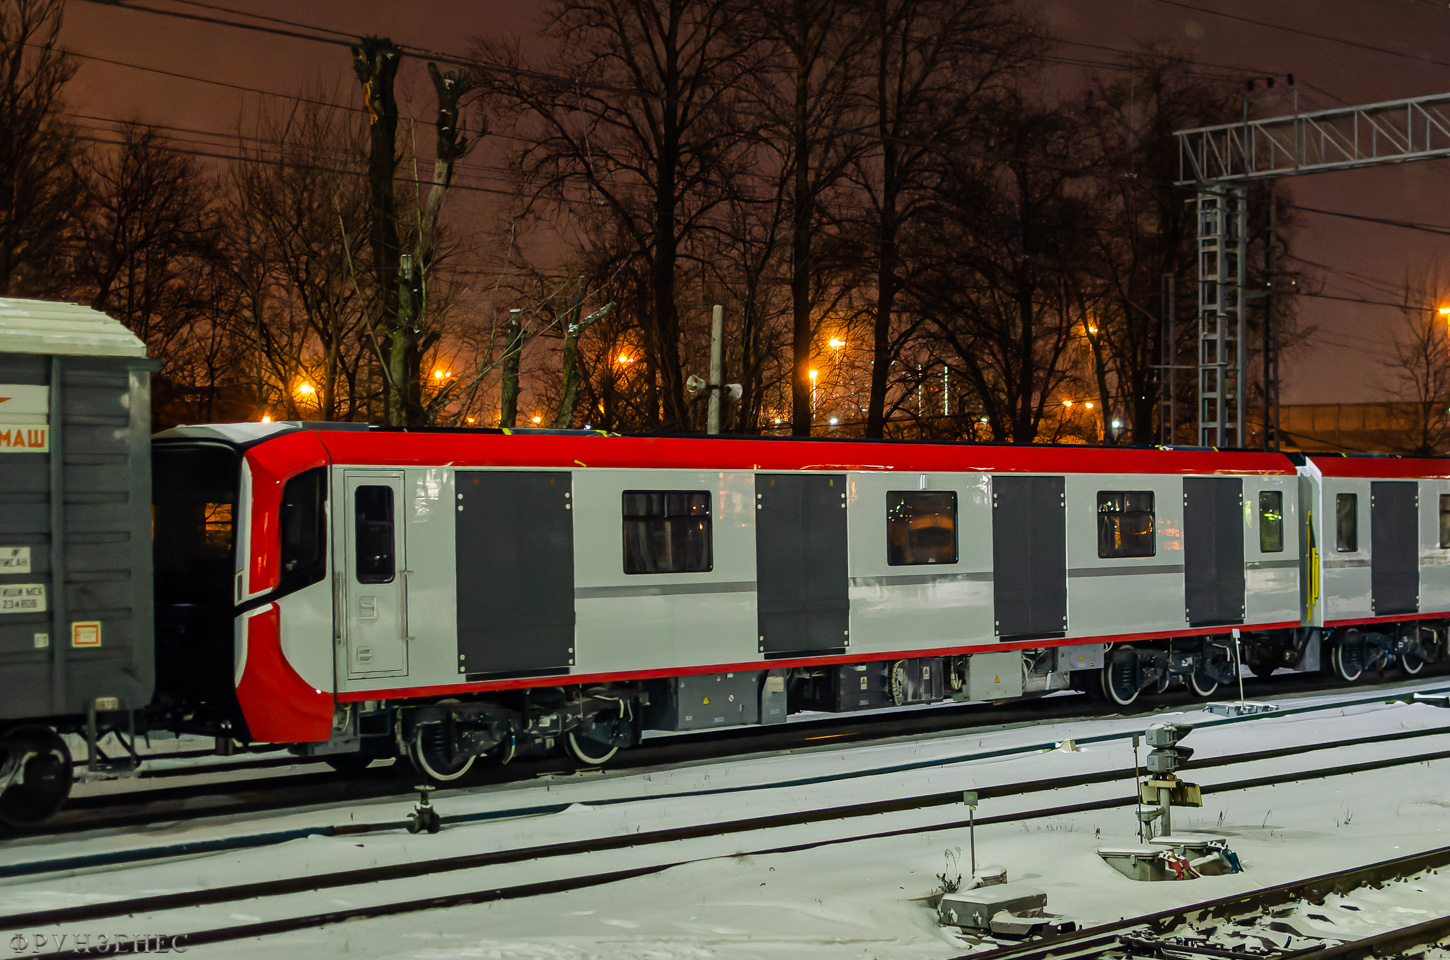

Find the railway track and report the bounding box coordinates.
[8,711,1450,882]
[4,707,1450,956]
[28,670,1450,839]
[959,845,1450,959]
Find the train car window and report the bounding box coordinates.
[354,485,396,583]
[1259,490,1284,553]
[1441,495,1450,549]
[280,468,327,590]
[1336,493,1357,552]
[886,491,958,565]
[1097,491,1155,558]
[622,490,713,574]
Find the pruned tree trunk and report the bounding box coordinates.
[351,36,403,424]
[555,283,614,429]
[499,308,524,428]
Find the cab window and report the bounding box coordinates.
[280,468,327,590]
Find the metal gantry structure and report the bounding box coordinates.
[1175,91,1450,448]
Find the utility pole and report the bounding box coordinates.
[707,304,724,435]
[1161,274,1175,445]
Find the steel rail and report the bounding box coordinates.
[7,740,1450,952]
[25,672,1450,841]
[45,673,1450,828]
[8,716,1450,883]
[957,847,1450,960]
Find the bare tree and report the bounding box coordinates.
[67,125,223,381]
[1385,269,1450,456]
[229,99,373,421]
[1078,55,1242,444]
[848,0,1038,437]
[475,0,763,430]
[0,0,77,296]
[747,0,872,435]
[917,97,1094,443]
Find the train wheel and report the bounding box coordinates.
[1188,671,1219,698]
[565,728,619,766]
[1332,639,1365,682]
[1400,649,1427,676]
[0,726,73,828]
[1100,655,1140,708]
[407,705,475,783]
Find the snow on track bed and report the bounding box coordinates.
[2,683,1450,958]
[6,676,1450,879]
[41,672,1447,832]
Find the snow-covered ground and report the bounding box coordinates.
[6,680,1450,959]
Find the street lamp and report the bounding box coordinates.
[809,369,818,415]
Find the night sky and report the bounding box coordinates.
[56,0,1450,406]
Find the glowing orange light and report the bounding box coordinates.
[1085,401,1095,409]
[1062,399,1073,407]
[1439,307,1450,316]
[808,369,817,381]
[531,415,543,424]
[433,370,444,380]
[829,338,845,349]
[617,355,633,364]
[260,415,272,423]
[295,383,315,396]
[466,417,476,424]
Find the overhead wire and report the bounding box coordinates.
[1141,0,1450,71]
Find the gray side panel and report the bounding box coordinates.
[1184,476,1245,625]
[0,355,154,722]
[455,471,574,677]
[991,475,1066,638]
[1371,480,1418,616]
[755,473,848,656]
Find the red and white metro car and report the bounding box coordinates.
[145,422,1449,781]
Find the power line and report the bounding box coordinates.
[1288,203,1450,238]
[1143,0,1450,71]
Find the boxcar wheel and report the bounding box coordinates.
[1401,649,1427,676]
[0,726,72,828]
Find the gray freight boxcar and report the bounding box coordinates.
[0,299,155,826]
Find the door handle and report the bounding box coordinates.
[358,595,377,620]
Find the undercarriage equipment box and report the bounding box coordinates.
[964,651,1025,700]
[1051,643,1104,672]
[651,672,761,730]
[800,662,889,712]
